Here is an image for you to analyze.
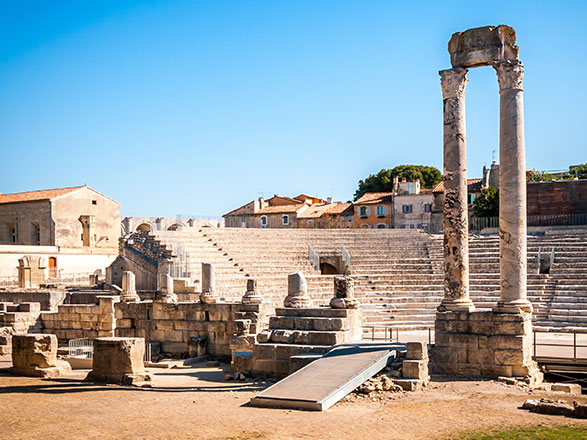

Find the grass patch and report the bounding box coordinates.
[451,424,587,440]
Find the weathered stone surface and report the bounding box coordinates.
[448,25,518,68]
[10,334,71,378]
[406,342,428,361]
[284,272,313,308]
[242,278,264,304]
[271,329,295,344]
[121,271,140,303]
[535,400,575,417]
[200,263,219,304]
[393,378,426,392]
[330,276,359,309]
[551,383,582,395]
[402,360,429,380]
[87,337,150,385]
[575,402,587,419]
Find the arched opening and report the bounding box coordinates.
[167,224,179,231]
[320,262,339,275]
[136,223,151,232]
[48,257,57,278]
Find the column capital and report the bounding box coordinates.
[493,60,524,91]
[439,67,468,99]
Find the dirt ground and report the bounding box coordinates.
[0,358,586,440]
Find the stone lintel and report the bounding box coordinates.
[448,25,519,68]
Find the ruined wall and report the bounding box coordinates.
[51,187,120,250]
[527,180,587,217]
[115,302,267,357]
[0,290,66,311]
[40,296,117,340]
[0,200,53,245]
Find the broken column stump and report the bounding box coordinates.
[86,337,151,385]
[10,334,71,378]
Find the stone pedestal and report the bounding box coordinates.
[10,334,71,378]
[200,263,219,304]
[242,278,264,304]
[432,310,543,387]
[87,337,151,385]
[283,272,313,308]
[120,271,140,303]
[330,276,359,309]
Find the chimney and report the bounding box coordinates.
[326,197,332,204]
[401,177,407,183]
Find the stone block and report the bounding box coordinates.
[269,316,295,330]
[307,331,340,346]
[575,402,587,419]
[253,343,276,360]
[535,400,575,417]
[289,353,321,374]
[254,359,276,374]
[448,25,518,68]
[402,360,429,380]
[551,383,582,395]
[271,330,295,344]
[292,331,309,345]
[406,342,428,360]
[312,318,345,332]
[87,337,150,385]
[494,349,524,366]
[275,344,311,361]
[257,330,272,343]
[393,379,425,392]
[10,334,71,378]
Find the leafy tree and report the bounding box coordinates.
[354,165,442,200]
[569,163,587,179]
[472,187,499,217]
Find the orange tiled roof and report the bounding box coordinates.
[433,179,483,193]
[0,186,86,205]
[255,204,306,215]
[354,192,394,205]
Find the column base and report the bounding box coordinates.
[437,298,475,312]
[494,299,533,314]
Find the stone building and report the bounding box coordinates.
[353,192,394,229]
[223,195,328,229]
[393,190,433,230]
[0,186,120,282]
[0,185,120,248]
[296,202,353,229]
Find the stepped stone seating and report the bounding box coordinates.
[152,228,587,332]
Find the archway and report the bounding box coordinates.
[136,223,151,232]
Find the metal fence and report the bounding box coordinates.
[68,338,156,363]
[470,213,587,231]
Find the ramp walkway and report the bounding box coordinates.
[250,342,405,411]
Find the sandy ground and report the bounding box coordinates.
[1,357,586,440]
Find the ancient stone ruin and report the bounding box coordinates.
[87,337,151,385]
[10,334,71,378]
[434,25,542,385]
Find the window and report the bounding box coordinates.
[260,215,268,228]
[408,183,414,194]
[402,205,413,214]
[468,194,477,205]
[282,214,290,226]
[424,203,432,213]
[376,206,387,217]
[92,200,97,205]
[359,206,368,217]
[31,222,40,245]
[376,223,388,229]
[7,222,17,244]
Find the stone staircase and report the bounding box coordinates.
[152,227,587,332]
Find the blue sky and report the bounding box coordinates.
[1,1,585,217]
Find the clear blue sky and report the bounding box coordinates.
[1,1,585,217]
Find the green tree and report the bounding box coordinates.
[472,187,499,217]
[353,165,442,200]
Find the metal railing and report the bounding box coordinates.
[470,213,587,231]
[362,326,435,344]
[533,330,587,364]
[308,245,320,270]
[68,338,94,359]
[342,245,351,272]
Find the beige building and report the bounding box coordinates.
[392,191,433,230]
[0,186,120,283]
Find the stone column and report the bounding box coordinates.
[494,60,532,313]
[200,263,219,304]
[120,271,140,303]
[283,272,313,308]
[156,272,177,303]
[439,68,474,312]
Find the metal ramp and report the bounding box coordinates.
[250,343,405,411]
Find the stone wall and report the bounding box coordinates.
[0,200,52,246]
[40,296,117,340]
[115,301,267,357]
[527,180,587,217]
[0,290,66,311]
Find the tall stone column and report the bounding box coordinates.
[438,68,475,312]
[494,60,532,313]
